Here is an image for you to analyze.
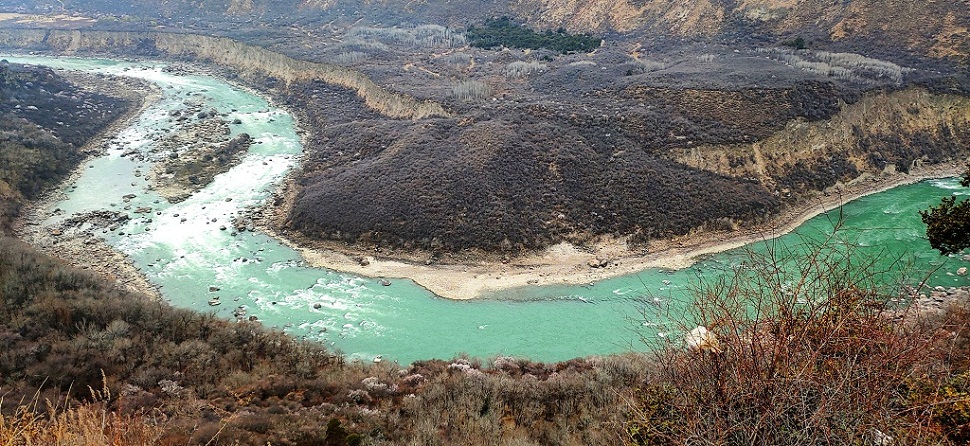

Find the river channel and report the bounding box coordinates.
[6,54,969,364]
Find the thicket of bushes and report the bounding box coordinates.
[466,17,599,53]
[629,235,970,444]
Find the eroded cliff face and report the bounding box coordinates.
[10,0,968,58]
[0,29,447,120]
[675,88,970,194]
[325,0,965,60]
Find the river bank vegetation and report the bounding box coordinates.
[3,226,970,444]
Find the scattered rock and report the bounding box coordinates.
[380,279,391,286]
[958,267,968,277]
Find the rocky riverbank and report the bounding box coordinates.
[15,70,164,301]
[147,116,252,203]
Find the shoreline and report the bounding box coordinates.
[15,69,166,302]
[259,163,964,300]
[7,52,312,305]
[8,52,965,302]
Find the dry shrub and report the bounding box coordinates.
[0,380,163,446]
[450,80,492,101]
[631,225,959,444]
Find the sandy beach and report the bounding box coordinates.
[259,163,964,300]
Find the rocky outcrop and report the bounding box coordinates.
[0,28,448,120]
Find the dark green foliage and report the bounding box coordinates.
[921,163,970,255]
[466,17,600,53]
[782,36,807,50]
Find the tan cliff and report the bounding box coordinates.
[533,0,968,54]
[675,88,970,189]
[0,28,448,120]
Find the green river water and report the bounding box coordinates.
[6,55,969,364]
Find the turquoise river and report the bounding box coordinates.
[6,55,969,364]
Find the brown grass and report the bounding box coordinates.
[1,378,163,446]
[629,223,970,445]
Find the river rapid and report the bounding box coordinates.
[6,55,970,364]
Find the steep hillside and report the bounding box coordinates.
[4,0,968,61]
[675,88,970,193]
[0,61,135,233]
[0,29,446,119]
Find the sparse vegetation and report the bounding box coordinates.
[696,54,717,63]
[504,60,547,78]
[438,52,472,66]
[449,79,492,101]
[346,24,467,49]
[331,51,367,65]
[623,57,665,75]
[760,47,914,84]
[466,17,600,53]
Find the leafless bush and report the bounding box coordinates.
[330,37,389,53]
[504,61,547,78]
[629,224,957,444]
[450,80,492,101]
[629,57,665,72]
[347,24,467,49]
[439,52,472,65]
[331,51,367,65]
[697,54,717,63]
[759,47,913,84]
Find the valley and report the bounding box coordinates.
[1,2,970,444]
